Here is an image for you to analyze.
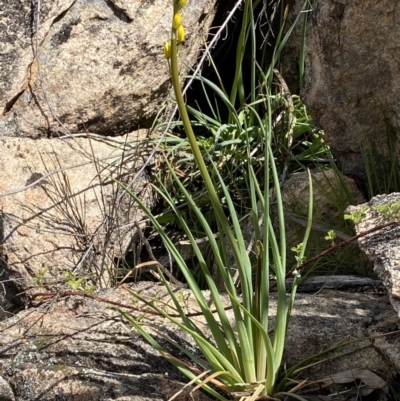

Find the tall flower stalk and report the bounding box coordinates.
[165,0,255,313]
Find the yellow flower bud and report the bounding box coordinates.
[173,13,182,29]
[164,41,171,59]
[176,25,185,43]
[176,0,187,9]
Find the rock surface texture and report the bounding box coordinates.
[282,168,365,220]
[0,0,217,137]
[348,192,400,320]
[0,131,156,308]
[0,0,218,313]
[302,1,400,180]
[0,282,397,400]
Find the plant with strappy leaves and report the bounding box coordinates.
[121,0,313,399]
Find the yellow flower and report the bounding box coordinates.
[164,41,171,59]
[173,13,182,29]
[176,25,185,43]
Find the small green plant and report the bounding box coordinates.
[324,230,337,244]
[373,202,400,220]
[34,268,49,287]
[65,272,85,290]
[65,272,95,293]
[344,205,368,224]
[291,243,307,265]
[121,1,313,399]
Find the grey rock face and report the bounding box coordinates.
[0,376,15,401]
[348,192,400,319]
[0,131,156,301]
[0,0,217,137]
[302,0,400,180]
[0,282,396,400]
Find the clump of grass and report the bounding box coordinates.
[120,0,315,399]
